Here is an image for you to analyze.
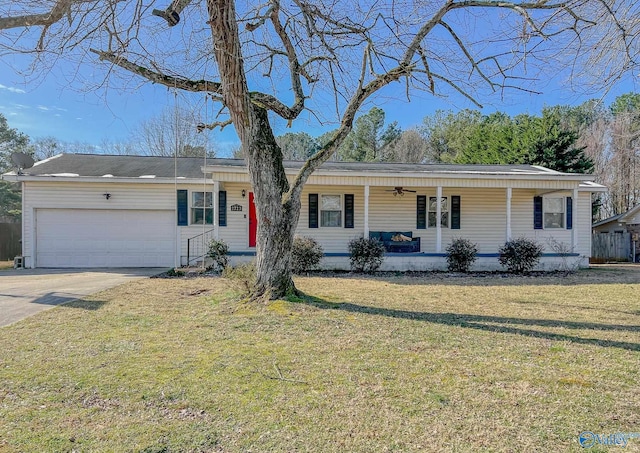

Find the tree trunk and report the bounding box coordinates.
[207,0,300,299]
[245,107,301,299]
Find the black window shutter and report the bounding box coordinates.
[344,194,354,228]
[177,190,188,226]
[417,195,427,229]
[566,196,573,230]
[451,195,461,229]
[218,190,227,227]
[309,193,319,228]
[534,196,543,229]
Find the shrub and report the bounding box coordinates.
[222,262,256,296]
[207,238,229,272]
[546,237,578,273]
[498,237,543,274]
[291,236,324,274]
[164,267,185,277]
[348,237,385,273]
[445,238,478,272]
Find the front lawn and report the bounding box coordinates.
[1,267,639,452]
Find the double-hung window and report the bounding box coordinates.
[544,197,564,229]
[428,197,449,228]
[320,194,342,227]
[191,191,213,225]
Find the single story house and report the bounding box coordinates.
[1,153,606,271]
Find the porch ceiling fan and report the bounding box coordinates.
[386,186,417,196]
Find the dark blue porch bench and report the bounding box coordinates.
[369,231,421,253]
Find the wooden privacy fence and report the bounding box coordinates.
[0,223,21,261]
[591,232,631,262]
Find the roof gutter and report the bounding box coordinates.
[1,174,208,185]
[202,165,594,182]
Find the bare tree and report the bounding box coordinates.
[1,1,639,298]
[31,136,63,160]
[131,106,216,157]
[382,129,430,163]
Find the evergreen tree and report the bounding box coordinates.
[0,113,31,221]
[337,107,401,161]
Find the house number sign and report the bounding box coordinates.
[230,204,243,212]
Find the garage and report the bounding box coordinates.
[35,209,175,268]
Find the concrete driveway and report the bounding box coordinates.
[0,268,164,327]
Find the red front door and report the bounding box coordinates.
[249,192,257,247]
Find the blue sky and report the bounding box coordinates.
[1,27,638,158]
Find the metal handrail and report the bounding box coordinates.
[186,228,216,267]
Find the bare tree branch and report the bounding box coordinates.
[0,0,87,30]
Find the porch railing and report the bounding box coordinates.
[186,228,216,267]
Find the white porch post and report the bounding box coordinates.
[506,187,512,241]
[213,180,220,239]
[572,188,578,250]
[364,184,370,238]
[436,186,442,253]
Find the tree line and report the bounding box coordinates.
[259,94,640,220]
[3,92,639,222]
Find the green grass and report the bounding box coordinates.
[1,267,640,452]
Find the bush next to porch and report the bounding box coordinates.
[445,238,478,272]
[291,236,324,274]
[498,237,543,274]
[348,237,385,273]
[207,238,230,272]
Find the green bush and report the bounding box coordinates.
[348,237,385,273]
[498,237,543,274]
[291,236,324,274]
[207,238,229,272]
[445,238,478,272]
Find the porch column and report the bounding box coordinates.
[364,184,370,238]
[436,186,442,253]
[572,188,578,250]
[506,187,512,241]
[213,180,219,239]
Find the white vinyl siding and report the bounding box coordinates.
[20,179,595,268]
[22,181,177,268]
[438,189,506,253]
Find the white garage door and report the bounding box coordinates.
[36,209,175,268]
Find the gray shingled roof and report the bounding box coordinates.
[21,154,208,178]
[13,153,563,178]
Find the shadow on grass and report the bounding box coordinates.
[27,293,106,310]
[307,267,640,287]
[0,292,106,309]
[298,294,640,352]
[60,298,107,310]
[510,298,640,317]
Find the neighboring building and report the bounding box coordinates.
[592,205,640,262]
[592,205,640,236]
[1,153,606,271]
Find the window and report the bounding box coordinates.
[191,191,213,225]
[544,197,564,229]
[321,194,341,227]
[428,196,449,228]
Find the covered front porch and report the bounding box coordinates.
[196,160,600,271]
